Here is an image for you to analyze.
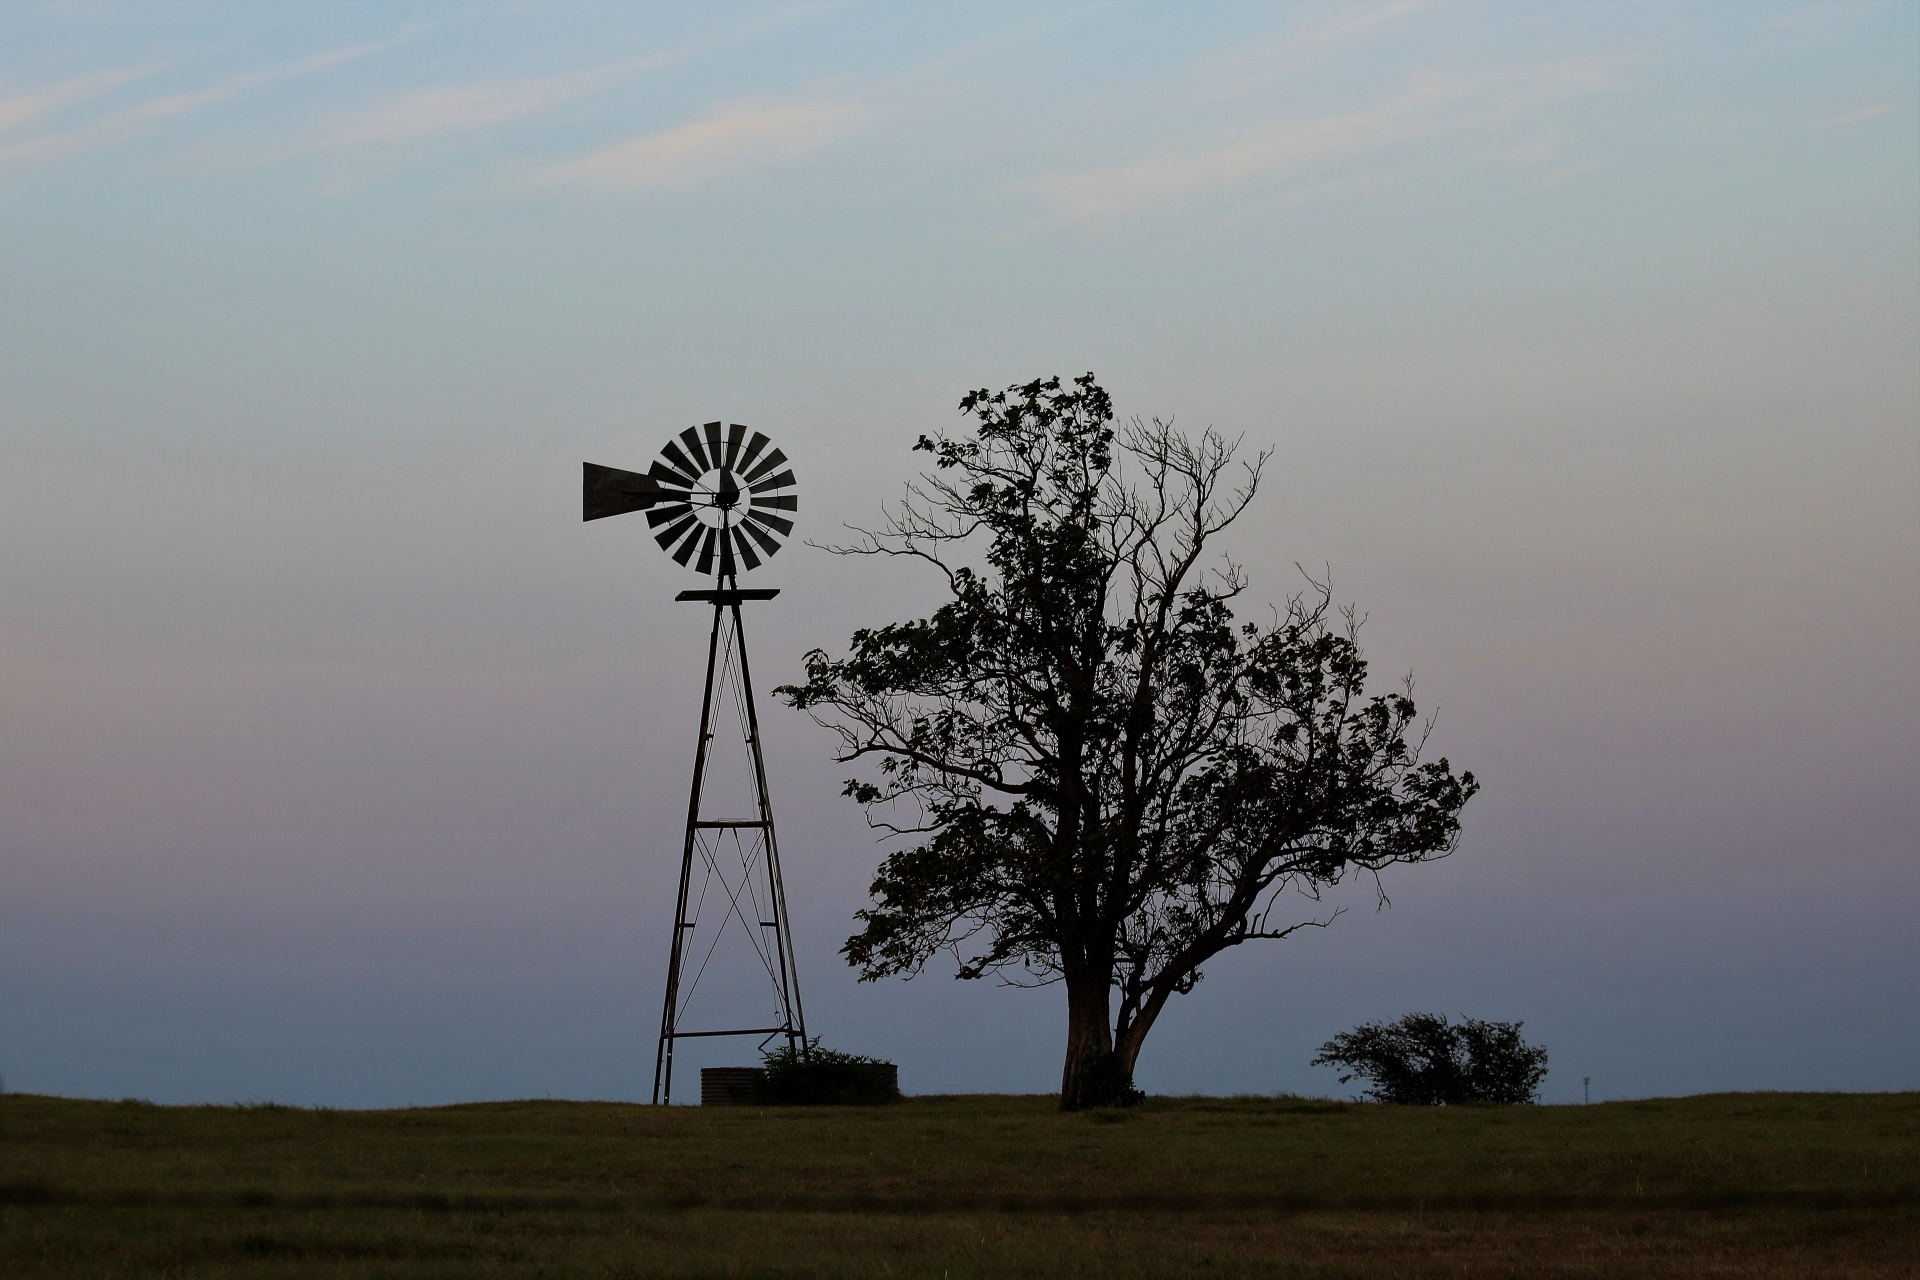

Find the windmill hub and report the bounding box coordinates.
[698,466,742,523]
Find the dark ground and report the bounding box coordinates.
[3,1090,1915,1277]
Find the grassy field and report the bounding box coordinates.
[3,1090,1915,1278]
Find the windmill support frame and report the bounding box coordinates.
[584,426,805,1107]
[652,586,807,1106]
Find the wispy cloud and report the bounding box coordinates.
[1765,2,1879,35]
[1202,0,1432,101]
[281,40,728,161]
[535,90,874,193]
[242,4,845,176]
[301,71,628,154]
[1034,59,1623,223]
[518,7,1070,199]
[0,38,401,176]
[1818,102,1892,129]
[0,66,155,136]
[521,13,1054,199]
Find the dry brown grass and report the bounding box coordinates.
[4,1090,1914,1277]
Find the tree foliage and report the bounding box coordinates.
[1313,1013,1549,1105]
[777,374,1478,1108]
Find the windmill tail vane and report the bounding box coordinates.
[584,422,806,1104]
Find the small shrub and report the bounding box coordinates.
[1312,1013,1548,1105]
[761,1039,900,1105]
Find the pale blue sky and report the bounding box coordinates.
[2,1,1915,1105]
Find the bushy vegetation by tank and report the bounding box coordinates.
[760,1040,901,1106]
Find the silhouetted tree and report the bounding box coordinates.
[1313,1013,1548,1104]
[778,375,1477,1109]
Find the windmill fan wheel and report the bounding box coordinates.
[584,421,797,577]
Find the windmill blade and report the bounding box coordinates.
[679,427,711,471]
[670,521,703,565]
[703,421,726,472]
[737,431,770,473]
[747,469,795,493]
[644,501,692,528]
[747,508,794,537]
[584,462,667,521]
[742,447,786,485]
[717,523,738,577]
[649,459,696,491]
[730,526,762,571]
[659,440,703,484]
[653,512,697,551]
[694,526,719,575]
[751,493,798,512]
[742,520,783,557]
[723,423,746,469]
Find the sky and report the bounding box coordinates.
[0,0,1915,1107]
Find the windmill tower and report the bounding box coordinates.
[584,422,806,1104]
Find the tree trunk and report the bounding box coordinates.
[1057,975,1113,1111]
[1113,983,1173,1082]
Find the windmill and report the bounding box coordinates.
[584,422,805,1104]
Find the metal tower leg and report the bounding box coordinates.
[730,602,808,1058]
[653,602,723,1106]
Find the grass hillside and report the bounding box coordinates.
[4,1091,1915,1277]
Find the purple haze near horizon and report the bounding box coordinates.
[0,1,1915,1105]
